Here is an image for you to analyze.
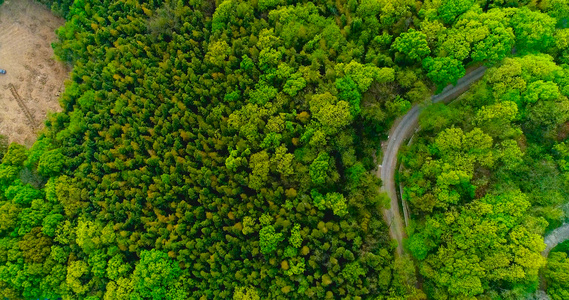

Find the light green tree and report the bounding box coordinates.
[438,0,475,24]
[131,250,181,299]
[309,152,330,185]
[422,56,465,90]
[511,7,556,52]
[233,286,261,300]
[259,224,283,255]
[545,252,569,300]
[392,29,431,61]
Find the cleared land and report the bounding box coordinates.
[0,0,69,146]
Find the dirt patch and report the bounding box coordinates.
[0,0,70,147]
[557,121,569,141]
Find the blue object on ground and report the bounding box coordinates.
[0,69,6,74]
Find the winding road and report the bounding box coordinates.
[379,67,487,255]
[376,63,569,297]
[543,223,569,256]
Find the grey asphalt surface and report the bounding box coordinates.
[376,64,569,296]
[543,223,569,256]
[379,66,487,255]
[535,223,569,297]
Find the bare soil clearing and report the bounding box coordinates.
[0,0,69,146]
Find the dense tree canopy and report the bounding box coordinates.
[0,0,568,298]
[401,54,569,298]
[546,250,569,300]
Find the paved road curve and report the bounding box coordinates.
[379,67,487,255]
[376,64,569,294]
[543,223,569,256]
[527,223,569,299]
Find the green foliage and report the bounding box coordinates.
[419,103,458,133]
[206,40,231,67]
[551,240,569,255]
[147,2,184,41]
[240,55,254,71]
[35,0,74,18]
[422,56,465,89]
[37,149,65,177]
[418,191,545,298]
[554,29,569,64]
[2,144,27,166]
[309,93,353,135]
[438,0,475,24]
[542,0,569,25]
[7,0,568,299]
[326,192,348,217]
[249,82,278,105]
[470,22,515,64]
[259,224,283,255]
[288,223,302,248]
[282,72,306,97]
[335,61,395,92]
[212,0,233,31]
[131,250,181,299]
[392,29,431,61]
[405,233,429,260]
[309,152,330,185]
[66,260,90,295]
[336,76,362,116]
[341,261,366,284]
[0,135,8,162]
[257,0,281,11]
[311,189,326,210]
[233,286,260,300]
[498,139,524,170]
[402,52,569,298]
[545,252,569,300]
[511,7,556,52]
[284,257,305,276]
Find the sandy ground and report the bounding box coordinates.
[0,0,69,146]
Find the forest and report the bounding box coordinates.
[0,0,567,299]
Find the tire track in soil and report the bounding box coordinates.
[8,83,36,130]
[0,0,69,146]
